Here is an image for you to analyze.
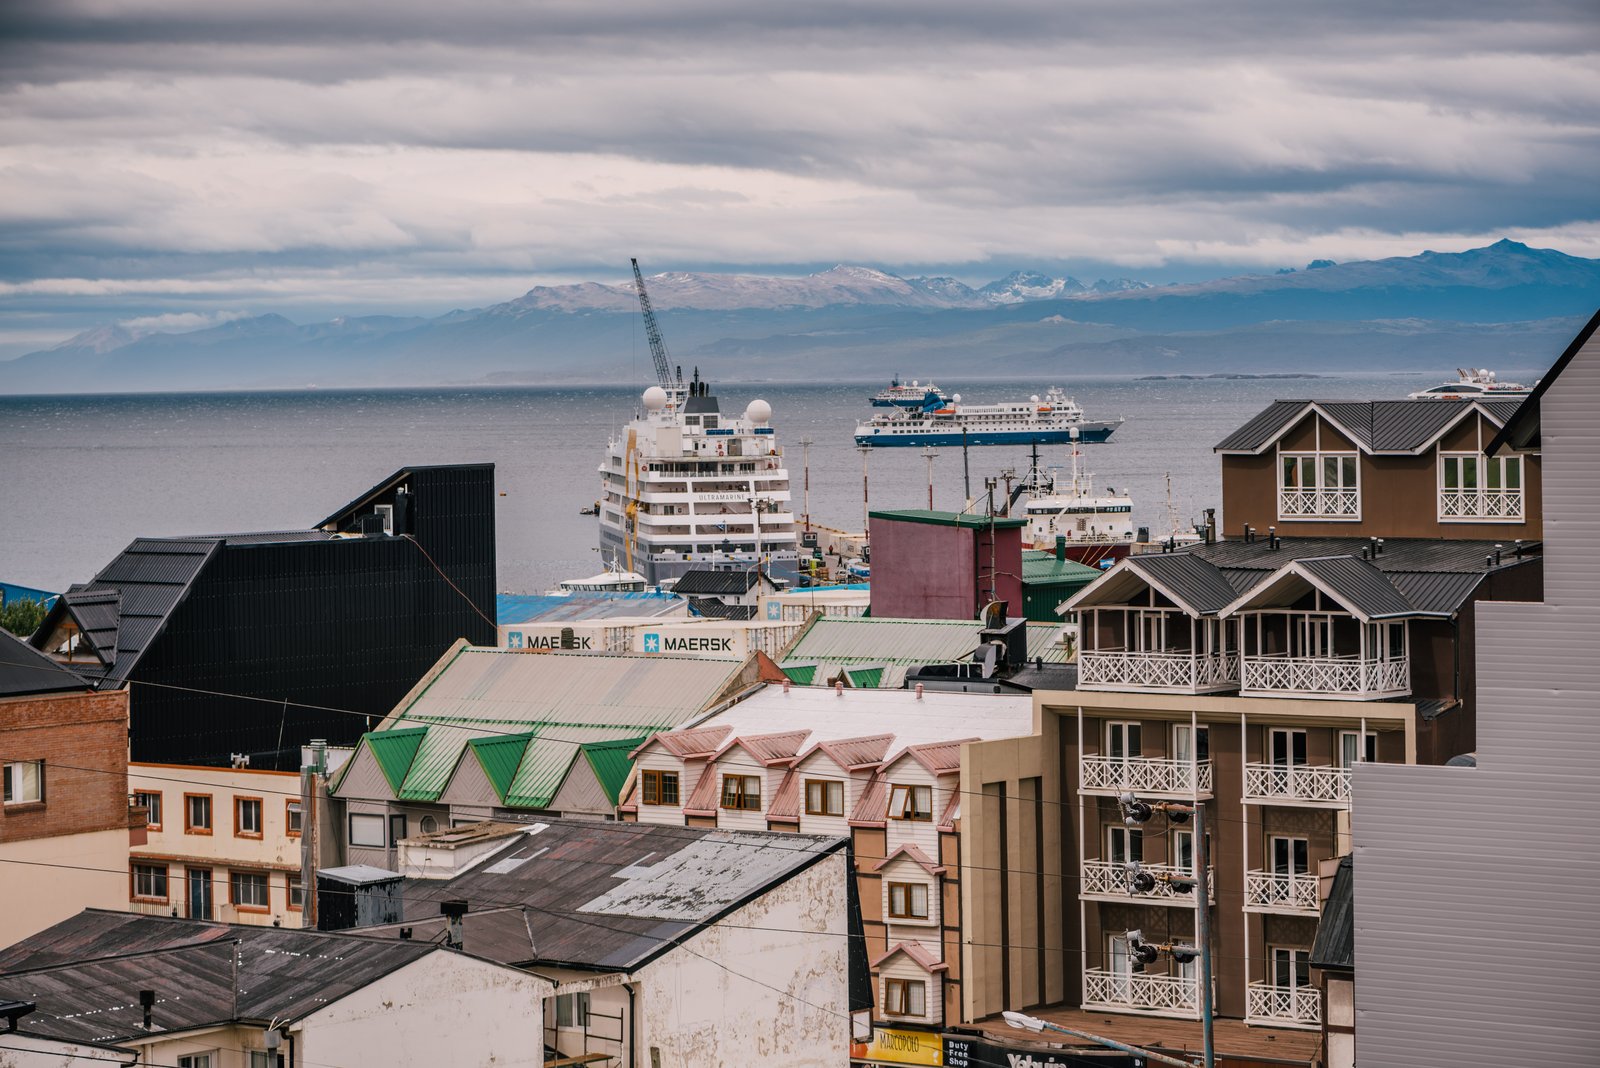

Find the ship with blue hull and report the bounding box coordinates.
[854,386,1123,447]
[870,375,949,409]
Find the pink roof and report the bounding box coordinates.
[800,733,894,771]
[717,729,811,766]
[633,724,733,761]
[766,769,801,823]
[888,738,979,776]
[871,843,945,877]
[870,941,948,973]
[682,765,723,817]
[848,770,888,828]
[937,789,960,833]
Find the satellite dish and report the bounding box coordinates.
[642,386,668,411]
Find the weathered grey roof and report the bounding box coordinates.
[1310,856,1353,971]
[0,911,438,1045]
[353,819,846,972]
[671,568,762,596]
[1214,399,1522,454]
[1130,554,1242,615]
[0,629,88,698]
[1184,537,1538,575]
[783,616,984,667]
[689,598,759,620]
[1295,557,1418,619]
[1385,571,1488,615]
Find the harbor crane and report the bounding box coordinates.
[631,257,685,397]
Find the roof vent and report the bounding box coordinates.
[440,899,469,950]
[139,989,155,1031]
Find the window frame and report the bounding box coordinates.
[883,977,927,1018]
[555,991,592,1029]
[720,774,761,811]
[286,799,303,837]
[349,812,386,848]
[1339,730,1378,768]
[1277,448,1361,521]
[230,869,271,913]
[184,792,214,835]
[234,795,264,839]
[131,861,170,903]
[886,783,933,822]
[2,759,45,805]
[178,1054,217,1068]
[1438,451,1525,523]
[135,789,164,831]
[641,769,680,806]
[1106,721,1142,760]
[886,880,931,921]
[287,873,304,912]
[804,778,845,817]
[1107,824,1144,867]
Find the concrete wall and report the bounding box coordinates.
[870,519,978,619]
[0,827,131,948]
[636,850,849,1067]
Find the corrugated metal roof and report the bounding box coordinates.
[1131,554,1242,615]
[353,819,845,971]
[0,630,87,698]
[496,592,685,624]
[1296,557,1417,619]
[1026,622,1075,663]
[468,733,535,800]
[580,737,646,804]
[784,617,983,665]
[0,911,438,1044]
[1215,399,1517,454]
[1213,400,1306,452]
[670,568,763,596]
[1310,855,1353,970]
[1185,537,1539,575]
[1021,551,1104,584]
[366,727,428,792]
[870,509,1027,530]
[1386,571,1487,615]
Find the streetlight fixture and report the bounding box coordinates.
[1000,1011,1195,1068]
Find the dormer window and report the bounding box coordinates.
[805,779,844,816]
[720,774,760,811]
[888,784,933,821]
[1279,452,1359,519]
[1439,453,1524,521]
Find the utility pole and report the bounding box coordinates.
[797,437,813,533]
[857,444,872,541]
[962,428,971,506]
[921,446,938,510]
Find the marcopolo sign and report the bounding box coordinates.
[850,1027,943,1066]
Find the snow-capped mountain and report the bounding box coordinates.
[503,265,993,313]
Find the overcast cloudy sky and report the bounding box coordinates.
[1,0,1597,357]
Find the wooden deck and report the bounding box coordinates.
[968,1007,1321,1067]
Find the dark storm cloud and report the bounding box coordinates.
[0,0,1597,347]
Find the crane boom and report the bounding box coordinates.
[630,257,677,391]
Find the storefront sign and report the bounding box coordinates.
[850,1027,944,1066]
[943,1035,1143,1068]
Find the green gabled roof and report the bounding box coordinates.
[1021,549,1105,584]
[467,732,538,801]
[845,667,884,689]
[364,727,429,793]
[783,664,817,686]
[581,736,652,805]
[869,508,1027,530]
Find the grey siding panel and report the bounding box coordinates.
[1543,330,1600,604]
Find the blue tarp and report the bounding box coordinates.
[0,581,58,609]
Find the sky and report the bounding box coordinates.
[2,0,1598,360]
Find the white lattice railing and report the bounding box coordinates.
[1246,982,1322,1026]
[1078,650,1239,692]
[1278,488,1359,518]
[1438,489,1524,520]
[1082,860,1213,903]
[1080,756,1213,796]
[1244,870,1320,913]
[1243,762,1351,804]
[1083,969,1199,1016]
[1242,655,1409,696]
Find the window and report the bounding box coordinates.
[389,813,407,845]
[555,992,591,1029]
[134,790,163,830]
[1271,836,1310,877]
[132,862,169,902]
[235,796,263,838]
[642,770,680,806]
[287,874,304,911]
[1106,721,1141,760]
[887,784,933,821]
[1107,825,1143,867]
[2,760,43,805]
[185,793,213,834]
[1339,731,1377,768]
[720,775,761,811]
[286,800,303,837]
[179,1054,215,1068]
[1269,729,1307,792]
[1172,725,1209,764]
[887,882,930,920]
[1440,452,1524,521]
[884,978,926,1017]
[1279,451,1359,518]
[1174,830,1210,876]
[805,779,844,816]
[249,1052,279,1068]
[349,813,386,847]
[231,870,270,911]
[1271,946,1311,991]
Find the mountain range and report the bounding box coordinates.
[3,240,1596,393]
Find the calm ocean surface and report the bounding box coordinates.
[0,374,1441,596]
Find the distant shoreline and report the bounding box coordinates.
[1135,372,1324,381]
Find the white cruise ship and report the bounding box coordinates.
[598,371,799,585]
[855,386,1123,446]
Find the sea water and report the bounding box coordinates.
[0,374,1439,596]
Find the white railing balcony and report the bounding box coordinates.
[1077,650,1239,694]
[1438,489,1524,521]
[1243,762,1351,806]
[1082,860,1214,905]
[1244,870,1320,914]
[128,899,177,917]
[1246,982,1321,1028]
[1080,756,1213,797]
[1241,655,1409,698]
[1278,487,1359,519]
[1083,969,1199,1018]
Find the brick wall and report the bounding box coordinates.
[0,689,131,844]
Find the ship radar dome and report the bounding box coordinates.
[745,399,773,424]
[642,385,669,411]
[1030,394,1040,403]
[951,393,962,404]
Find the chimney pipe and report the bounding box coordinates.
[139,989,155,1031]
[1243,523,1252,543]
[834,680,844,697]
[1514,538,1523,557]
[1203,508,1216,544]
[782,678,791,694]
[1055,534,1067,562]
[1494,543,1503,565]
[440,900,468,950]
[1376,538,1384,556]
[915,683,924,700]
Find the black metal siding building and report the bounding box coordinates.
[33,464,497,767]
